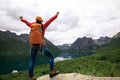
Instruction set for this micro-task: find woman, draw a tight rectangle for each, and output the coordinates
[20,12,59,80]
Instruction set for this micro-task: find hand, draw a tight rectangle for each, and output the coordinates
[57,12,59,15]
[20,16,23,19]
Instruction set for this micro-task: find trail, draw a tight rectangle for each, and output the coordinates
[37,73,120,80]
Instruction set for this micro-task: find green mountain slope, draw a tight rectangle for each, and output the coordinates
[38,38,120,77]
[0,37,119,80]
[0,30,61,74]
[56,37,120,76]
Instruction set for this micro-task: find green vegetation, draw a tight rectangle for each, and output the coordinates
[0,35,30,74]
[0,65,49,80]
[55,38,120,77]
[0,31,61,74]
[56,52,120,76]
[0,38,120,79]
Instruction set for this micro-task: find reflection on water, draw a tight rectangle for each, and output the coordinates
[55,52,95,62]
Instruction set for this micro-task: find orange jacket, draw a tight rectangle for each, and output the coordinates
[20,14,58,45]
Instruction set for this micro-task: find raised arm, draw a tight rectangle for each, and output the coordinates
[20,16,31,27]
[43,12,59,30]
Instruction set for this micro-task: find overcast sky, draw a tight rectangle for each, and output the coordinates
[0,0,120,45]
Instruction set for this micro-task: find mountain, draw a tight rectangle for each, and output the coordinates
[94,36,111,46]
[69,36,112,51]
[58,44,71,50]
[0,35,120,79]
[0,30,61,74]
[61,33,119,51]
[69,37,99,51]
[113,32,120,39]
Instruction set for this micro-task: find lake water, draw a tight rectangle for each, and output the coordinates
[55,52,94,62]
[1,52,94,75]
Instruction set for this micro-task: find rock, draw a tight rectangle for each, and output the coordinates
[37,73,120,80]
[11,70,18,73]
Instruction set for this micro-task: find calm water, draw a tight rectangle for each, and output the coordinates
[54,52,95,62]
[1,52,95,75]
[57,52,94,58]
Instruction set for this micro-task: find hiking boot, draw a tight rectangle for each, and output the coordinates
[49,69,59,78]
[29,76,37,80]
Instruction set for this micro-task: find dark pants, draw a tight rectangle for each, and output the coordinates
[28,46,54,77]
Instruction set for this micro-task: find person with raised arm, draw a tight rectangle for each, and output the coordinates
[20,12,59,80]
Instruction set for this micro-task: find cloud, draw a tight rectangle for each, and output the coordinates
[46,10,80,32]
[0,0,120,45]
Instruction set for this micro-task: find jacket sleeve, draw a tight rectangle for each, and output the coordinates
[43,14,58,30]
[20,18,31,27]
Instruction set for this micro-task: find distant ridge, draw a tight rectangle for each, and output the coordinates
[58,32,120,51]
[68,36,111,51]
[113,32,120,39]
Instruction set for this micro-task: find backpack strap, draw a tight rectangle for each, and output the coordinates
[40,23,43,32]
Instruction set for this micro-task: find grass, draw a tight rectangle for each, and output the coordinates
[0,36,120,80]
[0,49,120,80]
[55,55,120,77]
